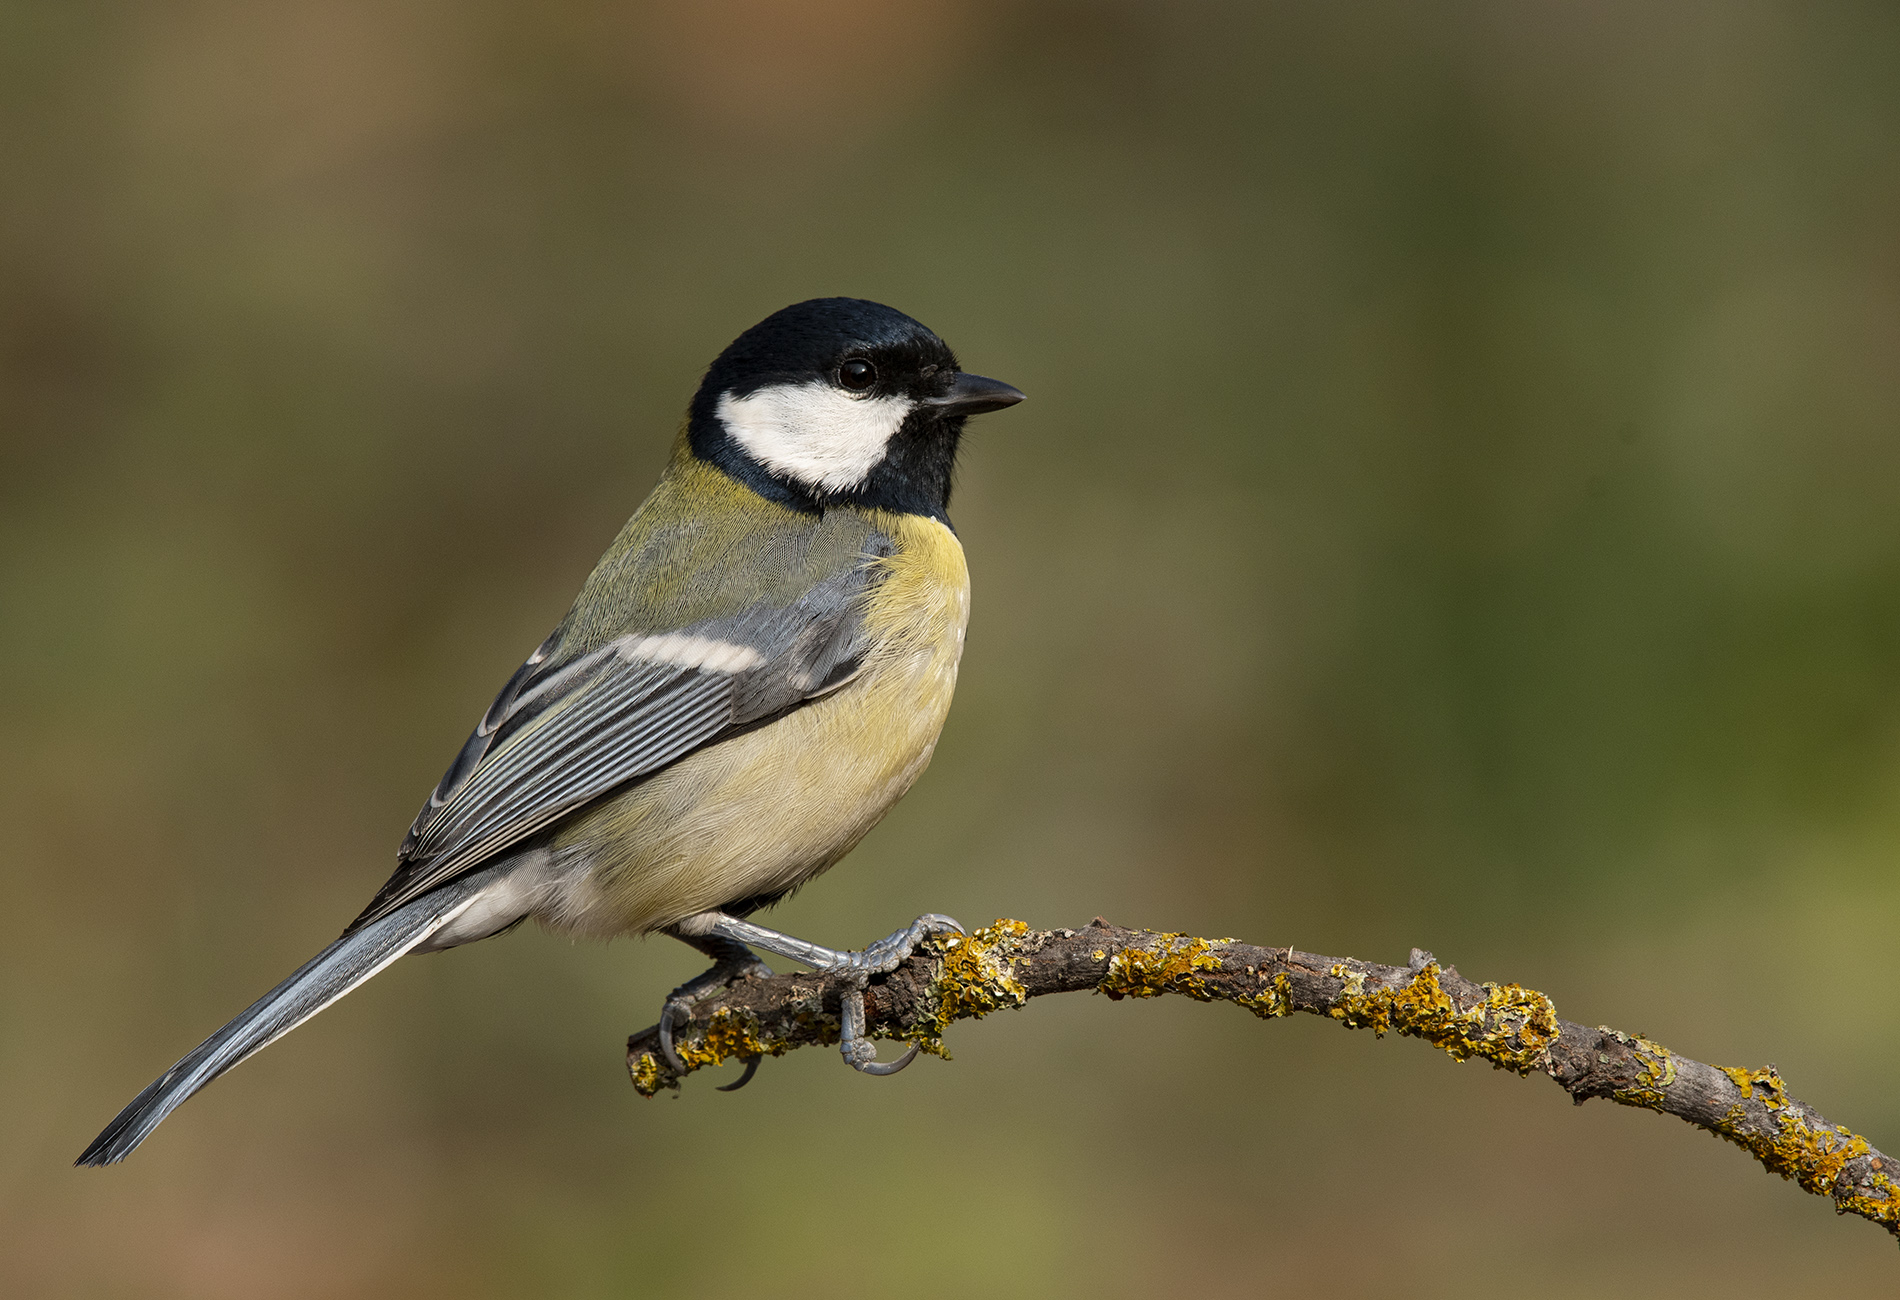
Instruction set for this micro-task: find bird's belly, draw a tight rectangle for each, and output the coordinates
[541,646,956,936]
[541,513,969,938]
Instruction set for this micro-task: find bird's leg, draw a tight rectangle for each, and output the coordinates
[658,930,773,1089]
[691,912,964,1075]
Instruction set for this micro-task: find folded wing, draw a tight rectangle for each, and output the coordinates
[344,540,889,935]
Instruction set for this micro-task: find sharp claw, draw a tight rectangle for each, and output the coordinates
[658,1001,688,1075]
[854,1044,921,1076]
[836,983,923,1076]
[654,938,771,1084]
[716,1056,761,1092]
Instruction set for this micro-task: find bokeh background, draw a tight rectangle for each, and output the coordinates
[5,0,1899,1293]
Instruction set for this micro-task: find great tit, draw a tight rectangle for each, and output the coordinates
[78,297,1024,1165]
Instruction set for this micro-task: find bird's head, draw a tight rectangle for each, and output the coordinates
[688,297,1024,520]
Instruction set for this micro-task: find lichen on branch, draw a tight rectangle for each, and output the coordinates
[626,918,1900,1244]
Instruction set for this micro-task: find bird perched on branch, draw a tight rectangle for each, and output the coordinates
[78,297,1024,1165]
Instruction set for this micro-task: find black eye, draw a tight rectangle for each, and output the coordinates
[838,358,877,391]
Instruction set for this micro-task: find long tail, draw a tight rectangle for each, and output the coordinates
[76,866,502,1166]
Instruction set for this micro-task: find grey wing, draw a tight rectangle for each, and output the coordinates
[342,550,886,936]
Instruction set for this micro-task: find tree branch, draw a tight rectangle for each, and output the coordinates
[627,918,1900,1242]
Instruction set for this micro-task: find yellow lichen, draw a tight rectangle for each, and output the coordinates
[1329,964,1368,1003]
[1843,1172,1900,1228]
[672,1006,781,1071]
[1707,1063,1898,1223]
[629,1049,670,1098]
[1100,934,1226,1001]
[630,1005,790,1097]
[1236,970,1294,1019]
[1324,962,1559,1075]
[909,918,1033,1056]
[1721,1064,1787,1109]
[1601,1030,1676,1112]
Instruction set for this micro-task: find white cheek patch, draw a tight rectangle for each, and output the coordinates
[616,633,764,674]
[717,382,915,493]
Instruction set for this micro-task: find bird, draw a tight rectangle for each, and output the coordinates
[77,297,1024,1165]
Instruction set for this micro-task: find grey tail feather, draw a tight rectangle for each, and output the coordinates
[75,866,502,1167]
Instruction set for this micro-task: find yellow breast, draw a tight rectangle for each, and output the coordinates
[542,510,969,937]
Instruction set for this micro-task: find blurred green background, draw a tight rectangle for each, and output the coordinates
[5,0,1899,1293]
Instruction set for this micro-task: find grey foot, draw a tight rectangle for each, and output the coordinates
[658,932,772,1086]
[695,911,964,1076]
[838,978,919,1075]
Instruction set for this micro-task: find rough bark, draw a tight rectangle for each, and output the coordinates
[627,918,1900,1243]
